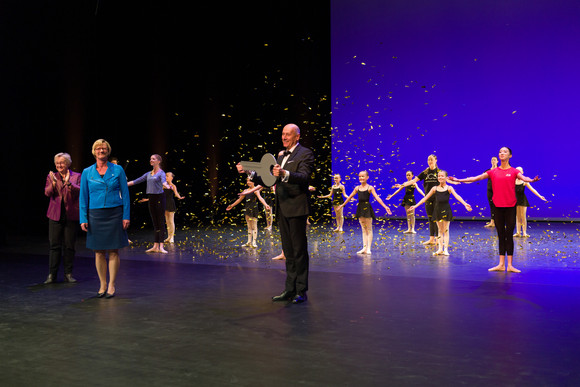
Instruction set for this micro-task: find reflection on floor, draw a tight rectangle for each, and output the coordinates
[1,219,579,385]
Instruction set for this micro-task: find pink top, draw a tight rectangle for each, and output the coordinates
[486,167,519,207]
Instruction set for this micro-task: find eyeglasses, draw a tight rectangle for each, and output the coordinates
[95,148,108,152]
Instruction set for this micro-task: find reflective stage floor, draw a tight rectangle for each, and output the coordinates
[1,219,579,386]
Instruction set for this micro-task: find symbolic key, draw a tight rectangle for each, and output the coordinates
[240,153,278,187]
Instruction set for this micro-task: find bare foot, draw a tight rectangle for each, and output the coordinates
[403,229,412,234]
[488,264,505,272]
[507,266,521,273]
[159,248,168,254]
[145,247,158,253]
[272,254,285,260]
[423,240,437,245]
[513,233,521,237]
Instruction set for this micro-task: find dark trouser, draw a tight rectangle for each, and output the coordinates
[494,206,516,256]
[487,193,496,219]
[48,218,77,276]
[425,198,438,237]
[148,193,166,243]
[278,214,309,294]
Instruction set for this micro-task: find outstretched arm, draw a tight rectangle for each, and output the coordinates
[171,184,185,200]
[517,172,540,184]
[409,187,436,210]
[226,196,244,211]
[524,182,547,201]
[448,172,488,183]
[338,187,359,209]
[397,176,419,188]
[370,186,392,215]
[318,188,333,199]
[415,184,426,197]
[386,185,404,200]
[254,191,271,210]
[449,187,472,211]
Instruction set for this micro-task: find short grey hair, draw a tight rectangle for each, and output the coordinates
[54,152,72,167]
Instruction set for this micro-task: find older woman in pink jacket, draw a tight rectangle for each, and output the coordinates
[44,152,81,284]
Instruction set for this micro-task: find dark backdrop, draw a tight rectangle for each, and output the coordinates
[0,1,331,240]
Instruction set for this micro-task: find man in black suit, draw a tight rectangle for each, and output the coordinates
[238,123,314,303]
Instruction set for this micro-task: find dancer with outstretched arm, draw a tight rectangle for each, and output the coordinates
[448,147,539,273]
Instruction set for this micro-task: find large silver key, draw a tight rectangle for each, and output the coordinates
[240,153,277,187]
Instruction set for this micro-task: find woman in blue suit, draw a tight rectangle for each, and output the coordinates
[80,139,130,298]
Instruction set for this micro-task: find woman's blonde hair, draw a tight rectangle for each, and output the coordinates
[54,152,72,167]
[91,139,111,157]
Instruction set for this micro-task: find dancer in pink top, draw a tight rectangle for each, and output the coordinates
[449,147,539,273]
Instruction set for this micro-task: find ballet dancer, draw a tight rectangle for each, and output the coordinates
[164,172,185,243]
[514,166,547,237]
[128,154,171,253]
[338,171,392,254]
[410,170,472,255]
[448,147,540,273]
[397,155,458,246]
[226,178,271,248]
[484,156,498,228]
[318,174,348,232]
[387,171,425,234]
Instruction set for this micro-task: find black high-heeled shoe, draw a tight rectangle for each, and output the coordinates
[105,293,115,299]
[97,292,106,298]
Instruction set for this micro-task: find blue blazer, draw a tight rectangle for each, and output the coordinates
[79,162,130,224]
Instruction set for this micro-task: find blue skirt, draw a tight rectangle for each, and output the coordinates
[87,206,129,250]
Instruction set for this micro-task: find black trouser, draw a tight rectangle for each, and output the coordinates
[278,214,309,294]
[48,218,77,276]
[487,193,496,219]
[148,193,166,243]
[425,198,438,237]
[494,206,516,256]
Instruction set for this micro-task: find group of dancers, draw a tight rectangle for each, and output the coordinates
[226,147,546,273]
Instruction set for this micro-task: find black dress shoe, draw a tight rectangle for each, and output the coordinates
[64,274,77,283]
[272,291,295,302]
[44,274,54,284]
[292,293,307,304]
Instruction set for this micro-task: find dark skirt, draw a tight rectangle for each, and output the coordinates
[86,206,129,250]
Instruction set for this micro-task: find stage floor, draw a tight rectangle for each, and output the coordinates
[1,219,579,385]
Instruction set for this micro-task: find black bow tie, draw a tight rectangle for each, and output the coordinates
[283,150,292,157]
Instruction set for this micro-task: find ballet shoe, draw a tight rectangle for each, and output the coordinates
[522,234,530,238]
[513,233,521,237]
[357,247,367,254]
[241,242,252,247]
[365,249,372,255]
[251,242,258,248]
[442,250,450,256]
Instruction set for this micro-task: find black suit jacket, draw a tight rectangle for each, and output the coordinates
[250,144,314,218]
[275,144,315,218]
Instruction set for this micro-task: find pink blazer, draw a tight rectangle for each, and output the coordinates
[45,171,81,222]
